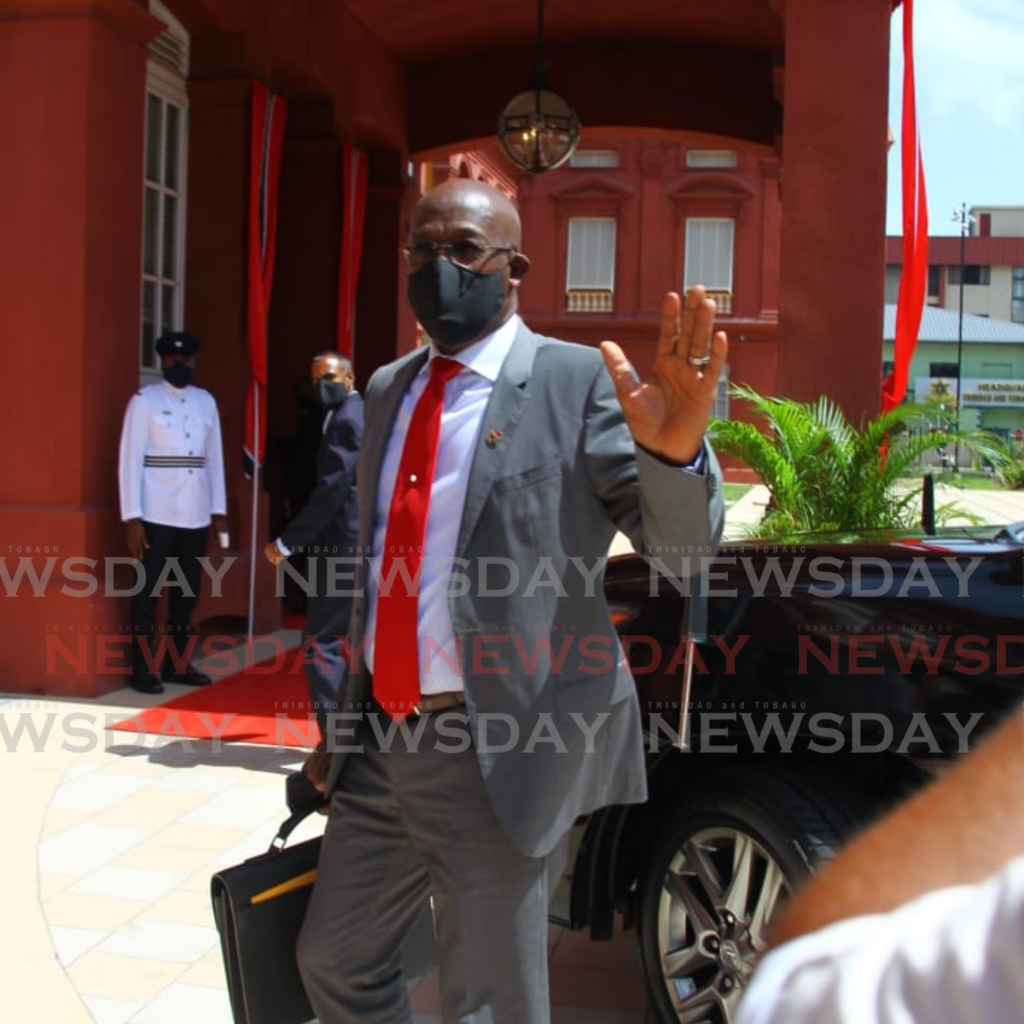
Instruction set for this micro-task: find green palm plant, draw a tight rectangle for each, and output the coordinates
[992,441,1024,489]
[709,386,1002,537]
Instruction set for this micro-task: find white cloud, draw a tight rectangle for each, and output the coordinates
[899,0,1024,134]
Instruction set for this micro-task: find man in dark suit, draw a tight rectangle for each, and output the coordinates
[265,352,363,732]
[296,180,727,1024]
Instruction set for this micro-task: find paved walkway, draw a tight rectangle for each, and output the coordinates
[6,484,1024,1024]
[2,633,648,1024]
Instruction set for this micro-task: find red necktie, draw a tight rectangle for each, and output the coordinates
[373,356,463,717]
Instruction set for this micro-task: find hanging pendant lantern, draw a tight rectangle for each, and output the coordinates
[496,0,580,173]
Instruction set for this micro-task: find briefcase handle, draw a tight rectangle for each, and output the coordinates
[270,805,320,851]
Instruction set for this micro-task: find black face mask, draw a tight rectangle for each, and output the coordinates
[407,258,506,350]
[163,362,193,389]
[317,379,349,410]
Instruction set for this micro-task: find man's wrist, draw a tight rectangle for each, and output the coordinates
[639,441,706,471]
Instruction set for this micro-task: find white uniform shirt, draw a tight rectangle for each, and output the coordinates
[735,854,1024,1024]
[118,381,227,528]
[364,315,519,696]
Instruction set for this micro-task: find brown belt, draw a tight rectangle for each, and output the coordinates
[409,691,467,716]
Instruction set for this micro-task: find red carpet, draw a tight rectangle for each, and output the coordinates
[110,656,318,748]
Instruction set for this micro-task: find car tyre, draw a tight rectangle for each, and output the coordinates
[637,768,860,1024]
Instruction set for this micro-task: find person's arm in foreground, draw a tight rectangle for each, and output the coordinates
[736,711,1024,1024]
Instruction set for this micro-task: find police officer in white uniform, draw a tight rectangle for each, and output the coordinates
[118,331,228,694]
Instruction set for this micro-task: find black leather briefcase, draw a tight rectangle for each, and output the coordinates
[211,805,439,1024]
[210,810,321,1024]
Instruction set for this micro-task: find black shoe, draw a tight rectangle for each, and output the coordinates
[162,663,212,687]
[130,674,165,695]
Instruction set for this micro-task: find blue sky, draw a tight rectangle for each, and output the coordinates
[887,0,1024,236]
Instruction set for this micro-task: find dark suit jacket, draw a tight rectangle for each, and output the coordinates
[281,391,363,565]
[327,326,724,856]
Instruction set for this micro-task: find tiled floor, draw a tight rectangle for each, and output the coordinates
[1,632,652,1024]
[7,490,1022,1024]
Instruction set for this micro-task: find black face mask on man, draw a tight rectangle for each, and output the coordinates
[407,258,505,349]
[317,379,349,410]
[163,362,194,389]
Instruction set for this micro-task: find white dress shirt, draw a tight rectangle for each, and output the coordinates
[118,381,227,528]
[364,315,520,695]
[735,854,1024,1024]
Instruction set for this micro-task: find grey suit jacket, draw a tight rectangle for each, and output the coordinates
[326,321,724,857]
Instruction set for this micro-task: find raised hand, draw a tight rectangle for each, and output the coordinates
[600,286,728,464]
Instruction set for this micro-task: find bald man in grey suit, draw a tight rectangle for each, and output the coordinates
[297,179,727,1024]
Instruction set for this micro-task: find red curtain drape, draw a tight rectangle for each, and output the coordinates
[882,0,928,413]
[244,80,287,477]
[336,141,368,360]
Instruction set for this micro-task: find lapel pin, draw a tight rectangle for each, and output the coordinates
[486,429,503,448]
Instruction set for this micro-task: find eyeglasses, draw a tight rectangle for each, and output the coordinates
[401,241,518,270]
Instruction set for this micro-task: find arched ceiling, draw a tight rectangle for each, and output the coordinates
[339,0,784,66]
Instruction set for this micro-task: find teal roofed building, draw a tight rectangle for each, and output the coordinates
[883,305,1024,440]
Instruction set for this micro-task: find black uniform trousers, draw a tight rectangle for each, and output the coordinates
[130,521,209,679]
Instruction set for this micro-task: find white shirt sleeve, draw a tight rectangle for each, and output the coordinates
[118,393,148,522]
[206,397,227,516]
[735,855,1024,1024]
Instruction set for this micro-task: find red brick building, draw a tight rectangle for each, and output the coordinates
[423,134,782,423]
[1,0,900,695]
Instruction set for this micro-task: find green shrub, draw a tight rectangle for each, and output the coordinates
[709,386,1002,536]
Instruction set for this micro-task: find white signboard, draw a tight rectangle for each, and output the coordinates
[961,379,1024,408]
[915,377,1024,409]
[915,378,958,405]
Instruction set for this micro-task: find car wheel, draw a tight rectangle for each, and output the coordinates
[637,769,857,1024]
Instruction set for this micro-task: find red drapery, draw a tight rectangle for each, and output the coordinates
[882,0,928,412]
[244,80,287,477]
[336,141,368,359]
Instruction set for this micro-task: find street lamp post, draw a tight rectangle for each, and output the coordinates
[952,202,976,472]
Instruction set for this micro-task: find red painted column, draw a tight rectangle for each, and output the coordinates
[185,79,280,637]
[358,171,412,370]
[637,143,670,316]
[0,2,159,695]
[759,158,782,319]
[777,0,891,422]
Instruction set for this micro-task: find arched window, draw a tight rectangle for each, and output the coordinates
[140,1,189,381]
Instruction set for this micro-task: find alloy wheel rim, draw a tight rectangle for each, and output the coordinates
[655,826,788,1023]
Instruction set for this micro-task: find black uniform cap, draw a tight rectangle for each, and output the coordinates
[155,331,201,356]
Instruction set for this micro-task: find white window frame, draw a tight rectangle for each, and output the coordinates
[684,218,734,292]
[686,149,738,169]
[569,150,620,169]
[713,364,730,420]
[1012,267,1024,324]
[140,3,189,384]
[566,217,617,291]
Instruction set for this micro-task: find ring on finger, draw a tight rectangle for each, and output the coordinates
[686,354,711,367]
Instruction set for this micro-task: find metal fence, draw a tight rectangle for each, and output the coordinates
[904,429,998,473]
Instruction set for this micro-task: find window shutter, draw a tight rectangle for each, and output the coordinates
[567,218,616,290]
[684,219,734,291]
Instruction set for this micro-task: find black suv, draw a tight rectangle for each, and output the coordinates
[551,526,1024,1024]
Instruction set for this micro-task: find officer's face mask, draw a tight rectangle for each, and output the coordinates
[407,258,506,351]
[163,361,194,389]
[317,379,349,410]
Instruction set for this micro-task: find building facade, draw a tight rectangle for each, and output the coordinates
[886,206,1024,322]
[1,0,901,695]
[882,305,1024,438]
[422,133,782,425]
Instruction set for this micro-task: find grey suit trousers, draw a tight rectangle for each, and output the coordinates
[296,708,551,1024]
